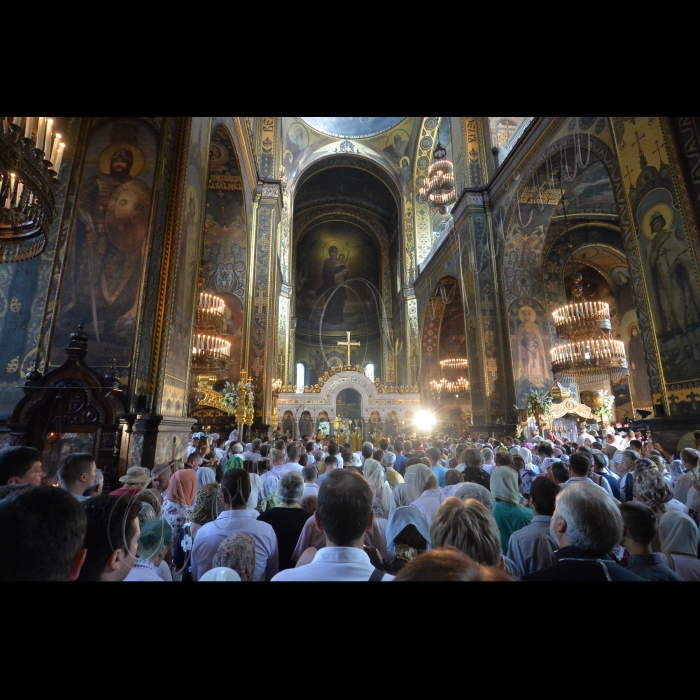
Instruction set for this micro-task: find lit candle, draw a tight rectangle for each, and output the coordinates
[53,143,65,176]
[24,117,35,139]
[49,135,61,167]
[15,181,23,207]
[9,174,16,209]
[43,120,53,155]
[13,117,22,126]
[36,118,46,152]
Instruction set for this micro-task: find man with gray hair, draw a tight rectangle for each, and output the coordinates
[259,471,311,571]
[525,482,644,582]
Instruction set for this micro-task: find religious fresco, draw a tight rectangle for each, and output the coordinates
[202,123,247,382]
[620,308,653,408]
[490,117,525,150]
[509,299,553,405]
[612,117,700,388]
[296,222,381,336]
[50,119,158,375]
[163,117,210,417]
[300,118,407,139]
[561,161,618,216]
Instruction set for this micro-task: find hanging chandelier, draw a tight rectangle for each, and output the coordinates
[420,142,456,210]
[440,358,469,371]
[1,117,66,262]
[551,273,629,384]
[430,377,470,401]
[191,291,230,380]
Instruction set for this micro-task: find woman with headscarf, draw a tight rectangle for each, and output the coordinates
[125,519,174,583]
[634,468,675,551]
[213,533,257,582]
[406,463,442,527]
[454,482,496,513]
[659,511,700,581]
[196,466,217,494]
[385,507,431,575]
[224,444,245,475]
[173,483,224,582]
[669,460,686,487]
[363,459,393,520]
[491,467,533,555]
[162,469,197,542]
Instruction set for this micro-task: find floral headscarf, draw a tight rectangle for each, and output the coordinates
[634,468,673,512]
[192,483,224,526]
[213,533,256,582]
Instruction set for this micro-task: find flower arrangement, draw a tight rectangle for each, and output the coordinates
[595,390,615,423]
[222,380,255,413]
[525,390,553,418]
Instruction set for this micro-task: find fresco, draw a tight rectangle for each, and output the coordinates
[509,299,553,404]
[490,117,525,149]
[562,161,618,216]
[620,308,653,408]
[300,117,406,139]
[613,117,700,386]
[50,118,159,372]
[203,123,247,382]
[296,222,381,337]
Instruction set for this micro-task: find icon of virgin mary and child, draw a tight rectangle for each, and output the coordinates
[317,246,349,326]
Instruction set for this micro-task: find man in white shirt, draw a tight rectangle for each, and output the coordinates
[192,469,279,582]
[303,465,320,498]
[283,444,304,474]
[272,470,394,582]
[242,439,263,463]
[559,453,614,497]
[187,436,201,459]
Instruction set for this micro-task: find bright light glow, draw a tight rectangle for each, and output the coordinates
[296,363,305,394]
[415,411,436,432]
[365,363,375,382]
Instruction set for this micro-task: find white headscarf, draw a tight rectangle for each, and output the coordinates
[196,467,217,494]
[660,511,700,557]
[386,507,431,556]
[363,459,392,518]
[404,464,434,504]
[518,448,533,466]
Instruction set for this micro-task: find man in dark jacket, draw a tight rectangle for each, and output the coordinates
[525,482,644,582]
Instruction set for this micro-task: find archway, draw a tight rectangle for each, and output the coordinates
[336,388,362,431]
[292,161,403,389]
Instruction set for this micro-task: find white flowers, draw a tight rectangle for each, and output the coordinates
[222,380,255,412]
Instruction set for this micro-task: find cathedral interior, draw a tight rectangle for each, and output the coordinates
[2,116,700,491]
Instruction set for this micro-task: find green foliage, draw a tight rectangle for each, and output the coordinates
[525,390,553,418]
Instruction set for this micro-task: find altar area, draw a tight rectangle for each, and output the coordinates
[276,369,422,441]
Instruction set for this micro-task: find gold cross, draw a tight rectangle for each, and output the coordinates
[337,331,360,367]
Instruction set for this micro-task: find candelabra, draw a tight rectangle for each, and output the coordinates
[551,274,629,384]
[1,117,67,262]
[440,358,469,371]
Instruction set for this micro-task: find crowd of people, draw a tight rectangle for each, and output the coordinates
[1,424,699,582]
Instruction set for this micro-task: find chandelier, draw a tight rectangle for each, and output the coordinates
[1,117,66,262]
[191,291,230,379]
[430,377,470,401]
[440,358,469,371]
[551,273,629,384]
[420,142,456,210]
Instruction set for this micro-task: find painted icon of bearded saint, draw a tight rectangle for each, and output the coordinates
[76,147,152,341]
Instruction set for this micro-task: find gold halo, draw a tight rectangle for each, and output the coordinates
[642,203,675,239]
[100,143,146,178]
[518,306,537,323]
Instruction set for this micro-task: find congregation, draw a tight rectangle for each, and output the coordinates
[1,425,699,583]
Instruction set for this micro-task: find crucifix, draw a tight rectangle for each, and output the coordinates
[652,139,667,166]
[338,331,360,367]
[624,165,635,189]
[632,130,646,155]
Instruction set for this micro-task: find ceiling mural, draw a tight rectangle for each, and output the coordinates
[300,117,407,139]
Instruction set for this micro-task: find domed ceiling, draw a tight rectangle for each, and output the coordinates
[300,117,407,139]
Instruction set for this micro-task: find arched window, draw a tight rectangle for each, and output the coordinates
[296,363,305,394]
[365,363,375,382]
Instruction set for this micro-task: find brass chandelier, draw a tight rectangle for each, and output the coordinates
[551,273,629,384]
[1,117,66,262]
[420,142,456,210]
